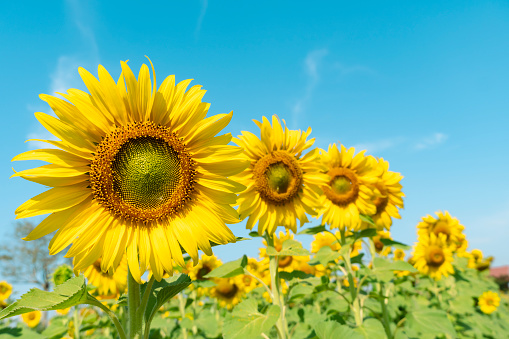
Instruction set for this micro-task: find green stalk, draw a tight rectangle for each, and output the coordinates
[86,296,127,339]
[265,234,289,339]
[128,267,143,339]
[368,239,393,339]
[178,293,189,339]
[339,230,363,326]
[73,306,80,339]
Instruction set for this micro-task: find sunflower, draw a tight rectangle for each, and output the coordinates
[478,291,500,314]
[319,144,379,231]
[417,211,465,251]
[56,307,71,315]
[187,254,222,282]
[412,233,454,280]
[209,276,246,309]
[22,310,41,328]
[0,281,12,301]
[393,249,406,261]
[372,230,392,256]
[84,256,127,297]
[12,59,247,282]
[366,158,404,231]
[233,116,327,235]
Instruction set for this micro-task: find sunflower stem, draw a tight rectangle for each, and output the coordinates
[368,239,393,339]
[340,229,363,326]
[138,275,155,320]
[178,293,189,339]
[128,267,143,339]
[73,306,80,339]
[265,234,289,339]
[86,294,127,339]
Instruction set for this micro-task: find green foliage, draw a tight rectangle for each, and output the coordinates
[0,276,87,320]
[223,299,280,339]
[204,255,248,279]
[267,239,310,257]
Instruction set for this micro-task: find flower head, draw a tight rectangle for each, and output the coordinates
[0,281,12,301]
[478,291,500,314]
[233,116,327,235]
[22,310,41,328]
[412,233,454,280]
[13,59,247,282]
[84,257,128,297]
[417,211,465,252]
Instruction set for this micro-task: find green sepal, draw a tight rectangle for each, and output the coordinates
[223,298,280,339]
[204,255,248,278]
[0,275,87,320]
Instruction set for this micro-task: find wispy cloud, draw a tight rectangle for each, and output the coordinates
[291,48,328,126]
[50,56,83,95]
[66,0,99,60]
[353,137,405,154]
[414,133,448,150]
[195,0,208,39]
[332,61,373,75]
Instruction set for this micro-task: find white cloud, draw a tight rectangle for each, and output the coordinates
[195,0,208,39]
[50,56,83,95]
[66,0,99,60]
[353,137,405,154]
[414,132,448,150]
[291,48,328,126]
[332,62,373,75]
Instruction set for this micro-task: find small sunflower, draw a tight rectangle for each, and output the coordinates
[366,158,404,231]
[56,307,71,315]
[478,291,500,314]
[84,256,128,297]
[412,233,454,280]
[417,211,465,251]
[22,310,41,328]
[0,281,12,301]
[233,116,327,235]
[12,59,247,282]
[187,254,223,282]
[319,144,379,231]
[372,230,392,256]
[209,276,246,309]
[393,249,406,261]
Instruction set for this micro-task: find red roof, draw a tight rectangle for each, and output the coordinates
[490,265,509,278]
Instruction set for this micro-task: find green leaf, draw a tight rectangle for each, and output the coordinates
[359,214,375,226]
[248,231,261,237]
[195,312,222,338]
[406,309,457,338]
[144,274,192,323]
[380,238,411,250]
[289,283,315,300]
[267,239,310,257]
[209,237,250,248]
[297,225,327,235]
[116,294,127,306]
[309,246,341,267]
[374,257,417,273]
[204,255,248,278]
[314,321,363,339]
[356,227,377,239]
[0,328,46,339]
[0,276,87,320]
[223,298,280,339]
[279,270,315,281]
[354,318,386,339]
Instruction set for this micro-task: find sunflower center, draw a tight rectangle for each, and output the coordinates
[432,221,450,238]
[90,122,196,223]
[216,281,238,299]
[278,256,293,268]
[374,239,384,252]
[0,286,6,293]
[426,246,445,267]
[323,167,359,205]
[485,298,494,306]
[253,151,303,204]
[196,267,211,281]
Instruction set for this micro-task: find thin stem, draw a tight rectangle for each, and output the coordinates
[265,234,288,339]
[128,267,142,339]
[73,306,80,339]
[178,293,188,339]
[138,275,155,320]
[340,230,362,326]
[86,295,127,339]
[244,268,273,299]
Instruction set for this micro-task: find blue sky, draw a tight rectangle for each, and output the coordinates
[1,0,509,281]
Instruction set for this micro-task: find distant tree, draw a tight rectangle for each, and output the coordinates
[0,221,70,292]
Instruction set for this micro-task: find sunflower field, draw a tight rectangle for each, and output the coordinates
[0,60,508,339]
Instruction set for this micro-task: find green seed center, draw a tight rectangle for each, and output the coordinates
[331,176,352,195]
[266,162,292,193]
[112,136,181,210]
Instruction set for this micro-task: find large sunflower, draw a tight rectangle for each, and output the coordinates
[412,233,454,280]
[12,59,247,282]
[367,158,404,231]
[319,144,379,231]
[84,256,128,297]
[233,116,327,235]
[417,211,465,251]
